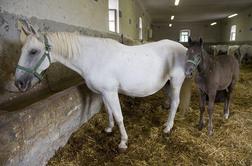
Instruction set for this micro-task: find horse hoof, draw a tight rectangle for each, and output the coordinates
[163,126,172,134]
[118,147,127,153]
[198,125,204,131]
[162,104,170,110]
[198,123,204,130]
[223,113,229,120]
[118,143,127,152]
[104,127,113,133]
[208,130,213,136]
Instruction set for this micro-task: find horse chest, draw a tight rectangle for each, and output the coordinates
[195,74,207,92]
[83,72,116,94]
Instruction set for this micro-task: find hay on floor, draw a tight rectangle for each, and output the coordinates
[48,65,252,166]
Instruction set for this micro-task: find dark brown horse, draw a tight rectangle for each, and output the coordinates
[185,37,239,135]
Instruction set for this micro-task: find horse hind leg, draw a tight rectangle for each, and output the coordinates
[207,93,216,136]
[223,91,230,119]
[163,81,171,109]
[102,91,128,150]
[163,75,184,133]
[224,81,235,119]
[104,107,114,133]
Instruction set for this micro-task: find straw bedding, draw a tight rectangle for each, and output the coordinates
[48,65,252,166]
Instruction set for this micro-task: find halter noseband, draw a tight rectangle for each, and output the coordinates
[16,35,51,81]
[186,49,202,67]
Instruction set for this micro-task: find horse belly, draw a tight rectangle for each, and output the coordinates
[118,71,170,97]
[116,55,170,97]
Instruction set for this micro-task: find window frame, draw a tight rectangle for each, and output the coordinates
[230,25,237,41]
[179,29,191,42]
[108,0,119,33]
[139,17,143,41]
[109,9,117,32]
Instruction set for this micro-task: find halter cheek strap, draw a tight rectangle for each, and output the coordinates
[16,35,51,81]
[186,53,202,67]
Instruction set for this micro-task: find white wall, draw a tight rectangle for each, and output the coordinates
[220,6,252,42]
[0,0,151,41]
[152,21,221,42]
[152,6,252,43]
[0,0,109,32]
[119,0,151,41]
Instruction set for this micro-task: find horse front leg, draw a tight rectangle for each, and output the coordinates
[199,90,206,130]
[163,75,184,133]
[207,93,216,136]
[240,54,244,64]
[102,91,128,150]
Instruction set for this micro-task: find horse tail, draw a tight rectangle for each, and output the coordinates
[178,77,193,113]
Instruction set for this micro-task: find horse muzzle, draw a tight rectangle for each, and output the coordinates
[15,74,33,92]
[185,71,193,79]
[185,67,194,79]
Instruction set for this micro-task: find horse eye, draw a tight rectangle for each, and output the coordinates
[30,49,38,55]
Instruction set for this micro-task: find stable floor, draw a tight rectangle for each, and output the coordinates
[48,65,252,166]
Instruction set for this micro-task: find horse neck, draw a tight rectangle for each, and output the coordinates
[45,32,84,75]
[198,49,213,74]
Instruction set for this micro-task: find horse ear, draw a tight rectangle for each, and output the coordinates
[18,17,40,38]
[188,36,192,45]
[17,20,29,43]
[29,24,40,37]
[199,38,203,46]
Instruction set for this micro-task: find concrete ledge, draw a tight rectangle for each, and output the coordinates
[0,83,103,166]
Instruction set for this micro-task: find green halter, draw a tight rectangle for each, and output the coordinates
[16,35,51,81]
[186,50,202,67]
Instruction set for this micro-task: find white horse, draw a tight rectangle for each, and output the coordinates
[227,45,239,56]
[235,44,252,64]
[15,19,191,150]
[209,45,216,56]
[216,45,228,55]
[210,45,228,56]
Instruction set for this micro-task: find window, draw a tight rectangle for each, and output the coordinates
[139,17,143,40]
[108,0,119,33]
[109,9,117,32]
[230,25,236,41]
[180,29,190,42]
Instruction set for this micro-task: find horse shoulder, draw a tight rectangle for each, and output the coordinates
[195,73,208,93]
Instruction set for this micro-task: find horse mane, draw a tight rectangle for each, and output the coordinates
[47,32,81,59]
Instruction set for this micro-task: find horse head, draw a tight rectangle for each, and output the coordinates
[185,37,203,78]
[15,18,51,92]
